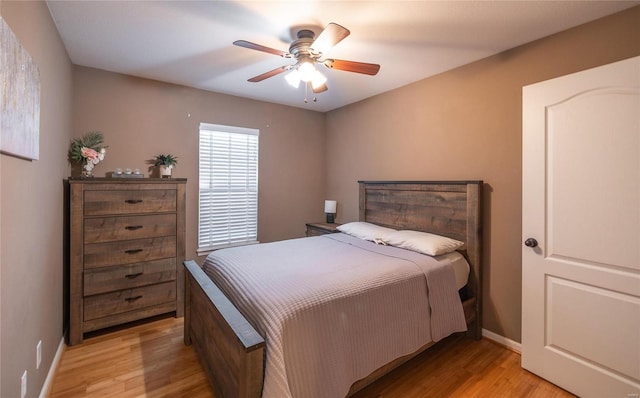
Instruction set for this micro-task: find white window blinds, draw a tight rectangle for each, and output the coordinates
[198,123,259,254]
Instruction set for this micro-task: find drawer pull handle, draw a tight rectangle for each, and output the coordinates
[125,295,143,302]
[125,249,143,254]
[125,199,143,204]
[125,225,143,230]
[124,272,143,279]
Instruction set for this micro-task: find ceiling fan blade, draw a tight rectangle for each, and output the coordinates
[312,82,328,93]
[322,59,380,76]
[233,40,290,57]
[248,66,290,82]
[311,23,350,55]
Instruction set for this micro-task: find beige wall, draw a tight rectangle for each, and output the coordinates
[0,1,73,397]
[325,6,640,342]
[72,67,327,262]
[1,4,638,396]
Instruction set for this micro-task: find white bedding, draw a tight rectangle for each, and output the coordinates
[450,251,470,290]
[202,233,468,398]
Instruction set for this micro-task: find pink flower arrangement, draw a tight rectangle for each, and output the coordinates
[81,147,106,172]
[68,131,107,176]
[81,147,98,161]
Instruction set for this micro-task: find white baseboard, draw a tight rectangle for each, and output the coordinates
[482,328,522,353]
[39,337,65,398]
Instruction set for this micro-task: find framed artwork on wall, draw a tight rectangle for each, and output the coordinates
[1,16,41,161]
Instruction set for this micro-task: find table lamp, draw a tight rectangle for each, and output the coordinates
[324,200,337,223]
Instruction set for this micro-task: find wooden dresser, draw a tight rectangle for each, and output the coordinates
[68,178,186,345]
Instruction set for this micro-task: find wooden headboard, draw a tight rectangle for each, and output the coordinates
[358,180,483,339]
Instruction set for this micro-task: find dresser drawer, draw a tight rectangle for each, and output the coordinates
[84,258,177,296]
[84,189,176,216]
[83,281,176,321]
[84,214,176,244]
[84,236,176,269]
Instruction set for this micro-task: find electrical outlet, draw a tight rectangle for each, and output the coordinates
[37,340,42,369]
[21,370,27,398]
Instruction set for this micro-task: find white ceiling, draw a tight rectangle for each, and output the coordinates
[46,1,638,112]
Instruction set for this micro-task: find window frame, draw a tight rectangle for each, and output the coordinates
[197,122,259,256]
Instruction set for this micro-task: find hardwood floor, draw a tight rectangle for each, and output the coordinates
[48,316,213,398]
[47,317,574,398]
[351,334,575,398]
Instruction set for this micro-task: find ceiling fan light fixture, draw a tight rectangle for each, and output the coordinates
[298,61,316,82]
[285,69,301,88]
[311,70,327,90]
[235,22,380,98]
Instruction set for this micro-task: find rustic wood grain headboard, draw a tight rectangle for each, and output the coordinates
[358,180,483,339]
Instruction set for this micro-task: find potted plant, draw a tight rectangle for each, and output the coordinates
[153,154,178,178]
[68,131,107,177]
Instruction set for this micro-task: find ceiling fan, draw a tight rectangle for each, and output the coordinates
[233,22,380,99]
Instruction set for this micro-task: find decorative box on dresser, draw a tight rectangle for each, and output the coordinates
[68,178,186,345]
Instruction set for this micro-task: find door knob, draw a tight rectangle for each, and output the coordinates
[524,238,538,248]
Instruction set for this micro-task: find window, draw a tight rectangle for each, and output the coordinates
[198,123,259,254]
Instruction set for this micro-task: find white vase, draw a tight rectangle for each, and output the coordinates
[160,165,173,178]
[82,160,95,178]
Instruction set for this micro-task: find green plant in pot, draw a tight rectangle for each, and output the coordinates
[153,154,178,178]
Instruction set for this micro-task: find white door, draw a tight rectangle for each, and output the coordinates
[522,56,640,397]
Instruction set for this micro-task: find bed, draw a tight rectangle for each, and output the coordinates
[183,180,483,398]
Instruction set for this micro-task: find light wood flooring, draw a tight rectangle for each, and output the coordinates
[47,317,574,398]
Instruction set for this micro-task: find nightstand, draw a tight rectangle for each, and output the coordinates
[306,222,342,237]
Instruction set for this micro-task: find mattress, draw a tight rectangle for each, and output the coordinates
[450,249,470,290]
[202,233,467,398]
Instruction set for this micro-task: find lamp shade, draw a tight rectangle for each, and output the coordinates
[324,200,337,213]
[311,70,327,90]
[298,61,316,82]
[285,69,301,88]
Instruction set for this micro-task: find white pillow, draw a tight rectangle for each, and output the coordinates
[385,230,464,256]
[337,222,396,242]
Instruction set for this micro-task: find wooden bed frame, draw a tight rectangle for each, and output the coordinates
[184,180,483,398]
